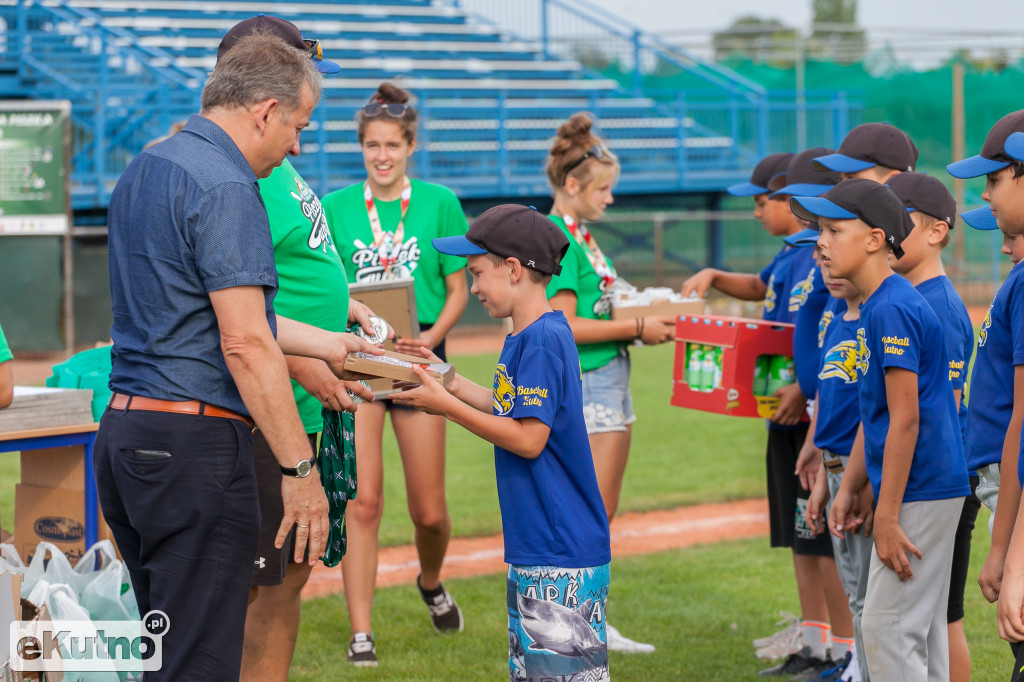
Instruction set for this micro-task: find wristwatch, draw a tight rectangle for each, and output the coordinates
[280,455,316,478]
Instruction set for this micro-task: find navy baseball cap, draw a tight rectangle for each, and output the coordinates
[886,172,957,230]
[728,153,794,196]
[811,123,918,174]
[947,110,1024,179]
[790,179,914,258]
[783,227,820,248]
[433,205,570,275]
[771,148,841,197]
[218,15,341,74]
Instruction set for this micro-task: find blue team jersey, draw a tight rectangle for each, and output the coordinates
[856,275,969,502]
[760,247,797,323]
[915,276,973,444]
[492,311,611,567]
[789,247,830,398]
[814,298,860,455]
[965,265,1024,476]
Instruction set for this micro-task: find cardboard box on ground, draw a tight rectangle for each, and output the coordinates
[0,573,64,681]
[14,446,116,567]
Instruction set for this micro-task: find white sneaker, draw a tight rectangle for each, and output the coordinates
[754,624,803,660]
[752,611,800,649]
[606,623,655,654]
[840,651,861,682]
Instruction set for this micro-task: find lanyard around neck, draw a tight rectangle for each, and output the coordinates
[364,176,412,278]
[563,214,616,288]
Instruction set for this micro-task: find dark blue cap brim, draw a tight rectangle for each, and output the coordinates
[961,206,1000,230]
[1006,132,1024,162]
[727,182,768,197]
[947,155,1010,179]
[313,58,341,74]
[811,154,875,173]
[431,235,487,256]
[790,196,858,222]
[783,227,820,247]
[771,183,837,198]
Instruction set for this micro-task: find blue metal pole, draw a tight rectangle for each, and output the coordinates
[757,94,769,159]
[96,32,108,206]
[835,91,849,148]
[632,31,642,96]
[497,92,509,196]
[417,91,431,182]
[540,0,550,60]
[675,92,688,187]
[315,101,328,197]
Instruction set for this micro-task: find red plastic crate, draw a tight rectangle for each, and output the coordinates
[671,314,800,419]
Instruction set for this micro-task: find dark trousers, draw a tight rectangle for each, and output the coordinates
[94,407,260,680]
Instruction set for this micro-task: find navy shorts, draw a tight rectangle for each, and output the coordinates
[947,475,981,623]
[766,425,833,557]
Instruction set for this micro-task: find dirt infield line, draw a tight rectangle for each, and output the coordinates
[301,498,769,600]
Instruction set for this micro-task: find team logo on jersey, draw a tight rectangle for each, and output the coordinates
[493,364,516,415]
[819,340,859,384]
[764,274,777,313]
[350,236,421,281]
[817,311,834,348]
[855,328,871,377]
[789,267,816,312]
[978,304,993,347]
[289,176,336,254]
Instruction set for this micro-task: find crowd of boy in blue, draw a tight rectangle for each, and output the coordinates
[683,113,1024,682]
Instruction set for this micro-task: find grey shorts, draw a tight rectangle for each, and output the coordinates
[582,353,636,434]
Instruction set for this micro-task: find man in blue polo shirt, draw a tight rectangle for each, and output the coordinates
[94,34,376,680]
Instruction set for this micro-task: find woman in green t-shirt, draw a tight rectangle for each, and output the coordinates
[0,322,13,408]
[321,83,469,665]
[545,113,676,653]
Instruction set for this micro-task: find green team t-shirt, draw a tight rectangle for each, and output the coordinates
[544,214,624,372]
[259,159,350,434]
[0,322,12,364]
[321,179,468,325]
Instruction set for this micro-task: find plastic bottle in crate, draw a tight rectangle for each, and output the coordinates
[685,343,703,391]
[753,355,771,396]
[700,345,718,392]
[766,355,796,395]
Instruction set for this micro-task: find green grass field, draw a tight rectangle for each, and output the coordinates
[1,344,1011,679]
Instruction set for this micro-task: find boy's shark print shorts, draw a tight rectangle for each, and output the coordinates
[507,563,611,682]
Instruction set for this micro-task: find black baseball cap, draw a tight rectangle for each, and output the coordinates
[947,109,1024,179]
[432,205,570,276]
[886,172,957,230]
[812,123,918,174]
[790,179,914,259]
[218,15,341,74]
[771,148,841,197]
[728,152,794,196]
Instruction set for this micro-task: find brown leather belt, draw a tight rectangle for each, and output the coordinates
[109,393,254,429]
[822,448,845,474]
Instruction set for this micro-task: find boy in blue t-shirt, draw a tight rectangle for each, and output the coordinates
[945,111,1024,626]
[886,172,977,680]
[792,179,970,681]
[394,204,612,682]
[803,271,869,682]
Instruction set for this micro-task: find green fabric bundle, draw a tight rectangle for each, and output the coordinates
[318,408,358,567]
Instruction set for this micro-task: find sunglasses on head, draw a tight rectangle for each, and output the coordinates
[563,144,605,178]
[303,39,322,61]
[362,101,410,118]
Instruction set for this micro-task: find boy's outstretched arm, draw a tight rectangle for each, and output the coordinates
[873,367,922,582]
[391,365,550,459]
[680,269,768,301]
[980,365,1024,602]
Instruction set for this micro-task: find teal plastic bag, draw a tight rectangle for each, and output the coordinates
[46,345,113,421]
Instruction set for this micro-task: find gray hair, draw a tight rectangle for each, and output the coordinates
[201,32,322,116]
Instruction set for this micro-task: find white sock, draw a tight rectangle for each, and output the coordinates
[831,635,855,660]
[801,620,830,660]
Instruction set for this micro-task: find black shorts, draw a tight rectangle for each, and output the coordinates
[948,475,981,623]
[251,430,318,586]
[766,425,834,557]
[385,325,447,411]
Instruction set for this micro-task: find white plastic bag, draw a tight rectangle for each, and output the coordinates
[0,542,26,574]
[22,541,76,599]
[30,581,120,682]
[74,541,139,621]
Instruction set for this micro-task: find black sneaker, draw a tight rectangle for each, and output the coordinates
[757,646,832,677]
[417,574,464,633]
[347,631,378,667]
